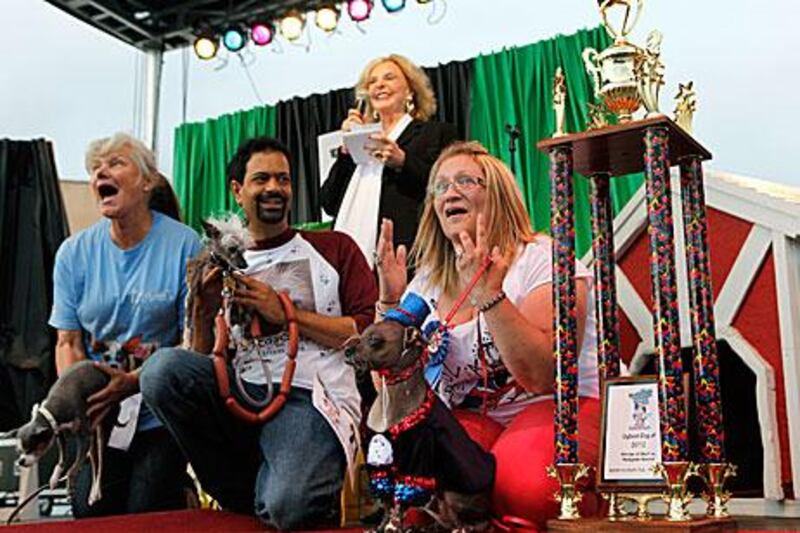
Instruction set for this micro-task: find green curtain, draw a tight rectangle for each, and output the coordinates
[174,106,277,230]
[469,26,644,256]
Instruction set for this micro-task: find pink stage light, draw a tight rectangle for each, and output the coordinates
[347,0,373,22]
[251,22,275,46]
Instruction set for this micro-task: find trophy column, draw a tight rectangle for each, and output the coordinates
[678,155,736,518]
[546,145,591,520]
[643,125,696,521]
[590,173,622,380]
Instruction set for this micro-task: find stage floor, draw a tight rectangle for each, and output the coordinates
[0,510,798,532]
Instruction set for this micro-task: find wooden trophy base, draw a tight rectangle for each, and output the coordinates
[547,517,737,532]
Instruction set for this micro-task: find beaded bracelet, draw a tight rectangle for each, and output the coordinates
[477,290,507,313]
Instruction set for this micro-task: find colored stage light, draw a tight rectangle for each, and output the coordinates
[222,26,247,52]
[279,10,306,41]
[194,33,218,60]
[251,21,275,46]
[347,0,373,22]
[381,0,406,13]
[315,4,340,32]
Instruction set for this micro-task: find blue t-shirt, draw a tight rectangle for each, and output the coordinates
[49,211,201,431]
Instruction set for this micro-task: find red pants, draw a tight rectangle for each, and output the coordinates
[456,398,601,531]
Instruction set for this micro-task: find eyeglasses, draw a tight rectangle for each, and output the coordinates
[429,175,485,197]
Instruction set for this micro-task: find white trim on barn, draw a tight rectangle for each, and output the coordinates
[773,233,800,495]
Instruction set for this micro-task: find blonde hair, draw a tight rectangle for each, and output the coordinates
[355,54,437,121]
[84,132,158,181]
[412,141,537,296]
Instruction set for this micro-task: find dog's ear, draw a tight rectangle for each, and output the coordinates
[91,337,107,353]
[123,335,142,352]
[0,428,19,440]
[340,334,361,351]
[30,425,51,439]
[403,327,425,349]
[201,220,221,240]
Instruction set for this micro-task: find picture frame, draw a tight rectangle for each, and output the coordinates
[596,376,666,493]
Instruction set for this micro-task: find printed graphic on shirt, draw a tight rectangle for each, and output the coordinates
[238,258,316,377]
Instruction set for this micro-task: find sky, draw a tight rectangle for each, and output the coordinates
[1,0,799,188]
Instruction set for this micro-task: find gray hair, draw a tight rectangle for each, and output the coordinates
[84,132,158,179]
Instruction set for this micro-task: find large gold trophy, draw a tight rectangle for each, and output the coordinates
[541,2,736,530]
[582,0,665,123]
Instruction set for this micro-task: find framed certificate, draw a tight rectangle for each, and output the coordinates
[597,376,666,492]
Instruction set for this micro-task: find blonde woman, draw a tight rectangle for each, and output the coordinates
[375,141,601,527]
[321,54,458,268]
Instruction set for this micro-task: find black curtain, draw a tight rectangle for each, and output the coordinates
[0,139,69,430]
[275,57,473,223]
[275,88,353,225]
[424,57,472,141]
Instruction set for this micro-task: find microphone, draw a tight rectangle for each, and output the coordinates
[504,124,521,139]
[354,90,368,118]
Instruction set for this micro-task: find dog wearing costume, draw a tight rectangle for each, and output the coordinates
[347,294,496,532]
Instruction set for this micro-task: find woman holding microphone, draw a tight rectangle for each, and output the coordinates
[320,54,458,268]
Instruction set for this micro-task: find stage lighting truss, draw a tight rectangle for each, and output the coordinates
[192,0,443,62]
[347,0,374,22]
[194,32,219,60]
[382,0,406,13]
[279,10,306,41]
[222,25,247,52]
[251,21,276,46]
[315,3,340,33]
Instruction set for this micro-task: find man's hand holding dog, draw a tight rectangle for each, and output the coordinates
[87,364,140,428]
[233,274,287,326]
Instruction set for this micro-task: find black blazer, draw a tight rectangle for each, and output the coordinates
[320,120,459,251]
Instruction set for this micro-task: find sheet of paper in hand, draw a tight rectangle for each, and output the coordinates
[342,123,383,165]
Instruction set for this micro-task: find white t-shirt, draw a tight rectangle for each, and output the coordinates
[408,236,600,426]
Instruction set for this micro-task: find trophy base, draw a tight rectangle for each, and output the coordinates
[547,517,737,532]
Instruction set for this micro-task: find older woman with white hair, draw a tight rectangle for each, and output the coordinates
[49,132,201,517]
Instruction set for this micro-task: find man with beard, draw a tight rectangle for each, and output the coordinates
[140,137,376,529]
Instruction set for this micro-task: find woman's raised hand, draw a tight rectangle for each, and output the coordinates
[341,109,365,133]
[453,214,509,302]
[375,218,407,303]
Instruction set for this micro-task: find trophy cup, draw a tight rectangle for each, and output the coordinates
[582,0,665,122]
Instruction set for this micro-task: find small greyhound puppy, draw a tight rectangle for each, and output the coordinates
[1,360,117,506]
[347,296,496,532]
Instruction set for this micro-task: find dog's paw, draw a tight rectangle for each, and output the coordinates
[88,481,103,506]
[48,467,63,490]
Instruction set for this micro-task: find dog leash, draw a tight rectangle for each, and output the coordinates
[5,474,68,525]
[424,255,493,390]
[212,286,298,425]
[442,255,493,328]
